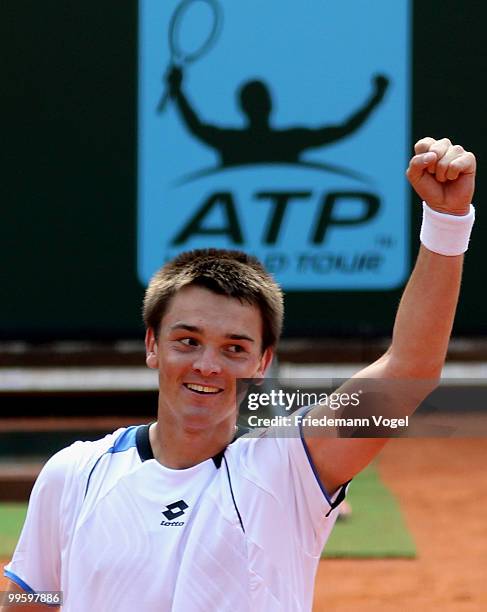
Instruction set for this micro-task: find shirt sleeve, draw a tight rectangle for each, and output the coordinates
[3,447,72,593]
[284,427,350,545]
[234,416,350,557]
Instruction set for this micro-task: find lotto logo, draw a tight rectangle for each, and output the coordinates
[162,499,189,522]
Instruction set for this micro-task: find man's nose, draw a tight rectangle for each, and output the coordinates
[192,347,223,376]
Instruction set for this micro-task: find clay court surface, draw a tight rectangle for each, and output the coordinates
[2,438,486,610]
[314,438,487,611]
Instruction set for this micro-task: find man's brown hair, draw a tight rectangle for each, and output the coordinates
[143,249,284,351]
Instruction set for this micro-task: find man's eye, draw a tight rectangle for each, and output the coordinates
[227,344,245,353]
[180,338,198,347]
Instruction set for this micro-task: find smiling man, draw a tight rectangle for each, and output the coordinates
[2,137,477,611]
[143,259,277,468]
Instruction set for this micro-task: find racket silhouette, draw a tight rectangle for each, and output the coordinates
[157,0,222,113]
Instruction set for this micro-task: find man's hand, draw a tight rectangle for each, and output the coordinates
[372,74,389,100]
[167,66,183,97]
[406,137,476,215]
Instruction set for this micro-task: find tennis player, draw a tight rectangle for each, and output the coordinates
[2,137,476,611]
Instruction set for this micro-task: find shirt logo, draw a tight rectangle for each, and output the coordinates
[161,500,189,526]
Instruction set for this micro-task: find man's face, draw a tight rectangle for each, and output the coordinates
[145,285,273,432]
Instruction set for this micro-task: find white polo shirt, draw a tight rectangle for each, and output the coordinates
[4,422,347,611]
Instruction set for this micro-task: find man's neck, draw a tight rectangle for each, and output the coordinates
[149,420,236,469]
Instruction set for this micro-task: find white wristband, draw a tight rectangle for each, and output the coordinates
[420,202,475,256]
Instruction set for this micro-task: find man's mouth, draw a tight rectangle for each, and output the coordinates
[184,383,222,395]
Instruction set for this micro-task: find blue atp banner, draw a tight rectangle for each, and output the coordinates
[138,0,411,290]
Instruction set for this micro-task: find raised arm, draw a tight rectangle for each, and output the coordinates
[304,137,476,493]
[385,138,475,375]
[297,75,389,149]
[167,67,222,147]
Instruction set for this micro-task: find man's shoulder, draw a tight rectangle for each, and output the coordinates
[226,428,293,475]
[40,426,138,485]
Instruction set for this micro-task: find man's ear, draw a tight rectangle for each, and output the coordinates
[145,327,159,369]
[255,347,274,380]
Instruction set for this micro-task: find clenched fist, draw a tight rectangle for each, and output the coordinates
[406,137,476,216]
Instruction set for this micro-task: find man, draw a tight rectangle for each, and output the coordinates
[166,66,388,170]
[2,138,476,611]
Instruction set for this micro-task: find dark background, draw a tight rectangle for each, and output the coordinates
[2,1,485,341]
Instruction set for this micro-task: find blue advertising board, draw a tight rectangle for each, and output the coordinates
[138,0,411,290]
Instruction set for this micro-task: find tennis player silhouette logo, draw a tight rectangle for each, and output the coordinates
[157,0,390,183]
